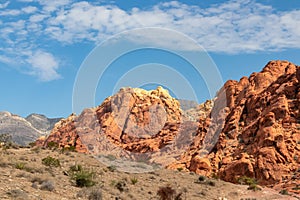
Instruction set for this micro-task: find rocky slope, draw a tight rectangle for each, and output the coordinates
[0,112,61,146]
[183,60,300,194]
[39,60,300,194]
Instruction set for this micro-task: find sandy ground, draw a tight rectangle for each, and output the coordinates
[0,147,299,200]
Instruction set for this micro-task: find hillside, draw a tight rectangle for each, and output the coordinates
[0,147,297,200]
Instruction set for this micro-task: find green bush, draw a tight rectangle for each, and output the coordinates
[72,170,96,187]
[68,165,96,187]
[238,176,261,191]
[131,177,138,185]
[15,162,26,170]
[42,156,60,167]
[47,141,59,149]
[238,176,256,185]
[69,164,83,173]
[198,175,206,182]
[279,189,288,195]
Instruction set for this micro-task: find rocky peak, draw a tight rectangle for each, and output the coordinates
[38,60,300,194]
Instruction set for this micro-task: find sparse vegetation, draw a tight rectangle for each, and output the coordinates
[105,154,116,161]
[88,187,103,200]
[131,177,138,185]
[279,189,288,195]
[6,189,28,199]
[40,180,55,191]
[207,180,216,187]
[42,156,60,167]
[15,162,26,170]
[157,185,182,200]
[68,165,96,187]
[0,133,12,144]
[107,165,117,172]
[69,164,83,173]
[47,141,59,149]
[72,170,96,187]
[238,176,261,191]
[177,167,183,172]
[198,175,206,182]
[115,180,127,192]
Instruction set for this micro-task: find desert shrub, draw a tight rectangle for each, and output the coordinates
[107,165,117,172]
[31,146,41,153]
[28,142,36,147]
[157,185,181,200]
[88,187,102,200]
[61,145,76,153]
[15,162,26,170]
[42,156,60,167]
[40,180,55,191]
[47,141,59,149]
[238,176,261,191]
[279,189,288,195]
[31,176,44,184]
[177,167,183,172]
[198,175,206,182]
[0,133,12,143]
[238,176,256,185]
[6,189,28,199]
[71,169,96,187]
[115,180,127,192]
[247,183,261,191]
[14,162,36,173]
[77,187,102,200]
[131,177,138,185]
[74,171,96,187]
[211,173,220,180]
[105,154,116,161]
[206,180,216,186]
[69,164,83,173]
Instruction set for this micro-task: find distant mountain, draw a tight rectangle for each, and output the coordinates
[178,99,198,110]
[0,112,61,146]
[26,113,61,132]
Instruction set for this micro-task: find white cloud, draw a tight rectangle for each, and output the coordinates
[1,0,300,81]
[0,1,9,9]
[27,50,61,81]
[40,0,300,53]
[29,14,48,22]
[18,0,34,2]
[0,9,21,16]
[22,6,38,14]
[37,0,71,12]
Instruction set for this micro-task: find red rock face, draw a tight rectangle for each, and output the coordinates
[206,60,299,193]
[39,60,300,194]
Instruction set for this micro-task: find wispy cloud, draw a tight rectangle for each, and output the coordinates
[42,0,300,53]
[0,1,9,9]
[0,0,300,81]
[26,50,61,81]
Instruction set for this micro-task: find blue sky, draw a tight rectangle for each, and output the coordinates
[0,0,300,117]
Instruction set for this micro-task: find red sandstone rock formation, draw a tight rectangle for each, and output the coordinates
[186,60,299,194]
[39,60,300,194]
